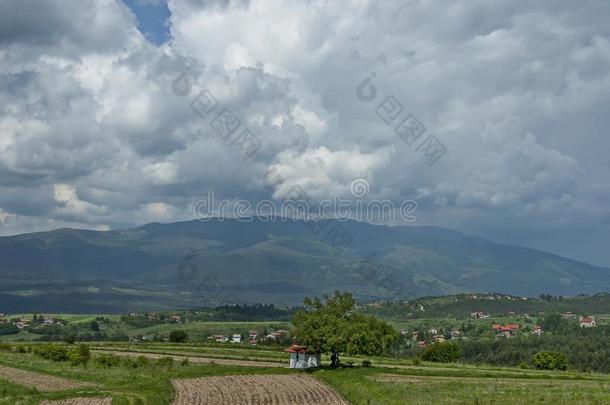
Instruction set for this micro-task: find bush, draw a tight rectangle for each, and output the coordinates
[180,357,189,366]
[155,356,174,368]
[33,344,69,361]
[361,359,372,367]
[532,351,568,371]
[94,353,122,368]
[125,355,150,368]
[168,330,189,343]
[421,342,462,363]
[0,343,12,352]
[412,357,422,366]
[68,344,91,366]
[519,362,530,369]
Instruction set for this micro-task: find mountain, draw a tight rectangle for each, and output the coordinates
[1,218,609,312]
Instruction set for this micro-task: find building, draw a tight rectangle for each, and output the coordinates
[285,345,321,369]
[231,334,241,343]
[492,323,520,338]
[532,325,543,336]
[579,316,596,328]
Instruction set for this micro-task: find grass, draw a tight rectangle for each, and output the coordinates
[2,344,610,404]
[313,367,610,405]
[0,350,296,404]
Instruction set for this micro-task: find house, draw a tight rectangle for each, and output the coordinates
[417,341,427,348]
[267,329,289,340]
[14,319,29,330]
[492,323,520,338]
[249,339,257,346]
[428,328,438,335]
[432,334,445,343]
[285,345,320,369]
[249,329,258,339]
[212,335,228,343]
[579,316,596,328]
[562,312,579,320]
[450,330,461,340]
[231,334,241,343]
[170,315,182,323]
[532,325,543,336]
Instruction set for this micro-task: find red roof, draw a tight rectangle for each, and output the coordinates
[285,345,308,353]
[581,317,594,323]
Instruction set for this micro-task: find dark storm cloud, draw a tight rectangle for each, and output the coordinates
[0,0,609,265]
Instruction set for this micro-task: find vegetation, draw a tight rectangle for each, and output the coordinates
[421,342,462,363]
[3,342,610,404]
[292,292,398,365]
[532,351,568,371]
[169,330,189,343]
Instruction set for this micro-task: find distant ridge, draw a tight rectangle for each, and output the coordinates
[1,218,609,312]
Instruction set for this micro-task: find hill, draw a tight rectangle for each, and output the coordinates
[1,218,609,312]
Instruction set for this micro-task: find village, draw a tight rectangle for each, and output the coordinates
[396,310,598,349]
[0,313,66,332]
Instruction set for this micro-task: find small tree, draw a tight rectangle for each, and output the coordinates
[69,344,91,366]
[90,320,100,332]
[292,291,398,367]
[421,342,462,363]
[169,330,189,343]
[532,351,567,370]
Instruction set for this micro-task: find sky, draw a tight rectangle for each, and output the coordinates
[0,0,609,266]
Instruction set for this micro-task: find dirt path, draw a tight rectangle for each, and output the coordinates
[0,365,94,392]
[172,374,350,405]
[39,398,112,405]
[93,349,285,368]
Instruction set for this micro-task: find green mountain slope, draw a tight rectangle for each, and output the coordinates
[0,218,609,312]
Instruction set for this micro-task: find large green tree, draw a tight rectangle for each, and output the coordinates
[292,291,398,366]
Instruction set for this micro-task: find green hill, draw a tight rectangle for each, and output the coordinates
[1,218,609,312]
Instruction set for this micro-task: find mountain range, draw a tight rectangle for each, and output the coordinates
[1,218,609,312]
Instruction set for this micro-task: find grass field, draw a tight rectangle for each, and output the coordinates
[1,342,610,404]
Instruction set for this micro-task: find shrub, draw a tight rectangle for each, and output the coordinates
[361,359,372,367]
[69,344,91,366]
[94,353,122,368]
[168,330,189,343]
[0,343,12,352]
[421,342,462,363]
[412,357,422,366]
[33,344,69,361]
[519,362,529,369]
[155,356,174,368]
[532,351,568,371]
[125,355,150,368]
[63,335,76,344]
[180,357,189,366]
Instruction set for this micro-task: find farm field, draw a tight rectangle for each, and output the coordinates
[1,343,610,404]
[172,374,349,404]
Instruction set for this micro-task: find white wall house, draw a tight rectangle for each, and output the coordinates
[285,345,321,369]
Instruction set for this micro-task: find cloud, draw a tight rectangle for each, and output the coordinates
[0,0,610,264]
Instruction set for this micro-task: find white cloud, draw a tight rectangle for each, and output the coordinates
[1,0,610,263]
